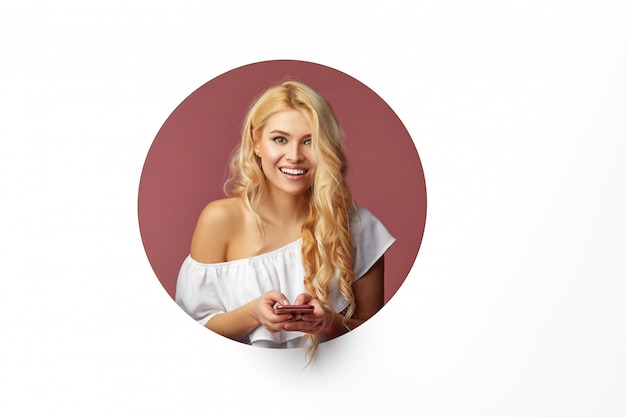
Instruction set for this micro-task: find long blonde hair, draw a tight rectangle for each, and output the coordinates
[224,80,356,362]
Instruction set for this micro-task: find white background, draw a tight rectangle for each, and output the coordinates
[1,1,625,416]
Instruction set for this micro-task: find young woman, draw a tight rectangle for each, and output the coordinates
[175,80,395,362]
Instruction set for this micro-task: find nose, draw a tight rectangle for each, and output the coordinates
[286,141,304,162]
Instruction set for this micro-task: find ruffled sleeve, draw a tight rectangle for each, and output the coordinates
[175,255,226,326]
[350,205,396,281]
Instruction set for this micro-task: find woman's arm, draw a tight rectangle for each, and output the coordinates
[285,256,385,339]
[206,291,293,341]
[323,255,385,339]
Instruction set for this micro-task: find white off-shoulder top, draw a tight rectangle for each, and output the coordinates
[175,205,395,348]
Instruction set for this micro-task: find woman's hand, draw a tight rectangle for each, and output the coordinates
[283,293,330,335]
[255,290,295,333]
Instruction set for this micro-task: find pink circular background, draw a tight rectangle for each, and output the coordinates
[138,60,426,305]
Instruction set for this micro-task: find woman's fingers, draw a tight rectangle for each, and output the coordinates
[293,292,316,306]
[256,290,294,332]
[283,318,323,333]
[283,304,325,333]
[259,291,329,334]
[264,290,290,306]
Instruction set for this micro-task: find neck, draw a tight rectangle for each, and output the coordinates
[259,189,310,227]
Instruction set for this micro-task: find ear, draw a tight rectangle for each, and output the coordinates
[250,124,261,157]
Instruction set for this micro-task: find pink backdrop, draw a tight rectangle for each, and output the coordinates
[138,60,427,305]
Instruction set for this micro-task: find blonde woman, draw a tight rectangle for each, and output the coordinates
[175,80,395,362]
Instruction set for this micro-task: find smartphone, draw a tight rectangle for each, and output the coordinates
[274,305,315,315]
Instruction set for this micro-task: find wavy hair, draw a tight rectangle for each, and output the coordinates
[224,80,356,363]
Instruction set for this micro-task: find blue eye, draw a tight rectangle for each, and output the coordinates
[273,136,287,144]
[304,138,312,145]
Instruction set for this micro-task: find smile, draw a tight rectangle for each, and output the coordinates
[279,167,307,176]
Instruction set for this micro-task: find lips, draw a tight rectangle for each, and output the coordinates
[279,167,308,176]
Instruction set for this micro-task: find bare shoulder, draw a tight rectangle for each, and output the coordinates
[197,197,244,226]
[190,197,245,263]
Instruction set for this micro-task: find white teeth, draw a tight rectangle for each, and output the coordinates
[280,168,306,175]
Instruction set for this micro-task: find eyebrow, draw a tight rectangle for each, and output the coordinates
[268,129,311,139]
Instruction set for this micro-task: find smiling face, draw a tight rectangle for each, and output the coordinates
[253,109,317,197]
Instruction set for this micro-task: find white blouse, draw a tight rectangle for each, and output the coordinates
[175,205,395,348]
